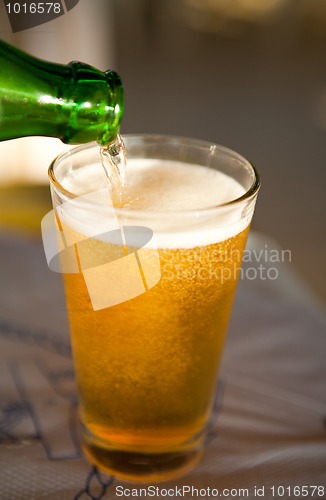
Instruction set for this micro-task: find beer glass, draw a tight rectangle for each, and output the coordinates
[48,135,260,481]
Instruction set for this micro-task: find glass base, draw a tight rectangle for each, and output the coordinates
[82,429,203,482]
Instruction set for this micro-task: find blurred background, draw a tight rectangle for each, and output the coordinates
[0,0,325,304]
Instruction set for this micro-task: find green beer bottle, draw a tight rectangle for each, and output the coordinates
[0,39,123,145]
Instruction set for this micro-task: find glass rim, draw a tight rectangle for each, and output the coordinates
[48,134,261,218]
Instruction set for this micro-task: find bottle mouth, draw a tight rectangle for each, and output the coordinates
[99,70,124,146]
[61,63,124,145]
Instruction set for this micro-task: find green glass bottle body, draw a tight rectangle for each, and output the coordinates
[0,39,123,145]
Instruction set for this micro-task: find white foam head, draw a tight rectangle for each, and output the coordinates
[58,158,254,249]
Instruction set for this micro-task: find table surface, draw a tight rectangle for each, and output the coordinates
[0,229,325,499]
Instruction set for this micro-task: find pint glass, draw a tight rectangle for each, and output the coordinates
[48,135,260,481]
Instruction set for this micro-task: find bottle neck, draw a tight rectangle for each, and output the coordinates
[0,39,123,145]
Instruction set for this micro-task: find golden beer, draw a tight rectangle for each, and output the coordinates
[49,136,260,481]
